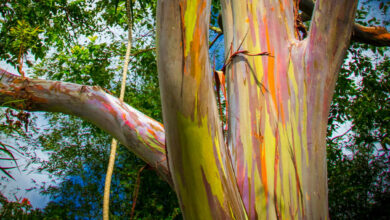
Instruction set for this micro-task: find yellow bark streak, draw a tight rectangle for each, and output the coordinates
[176,112,227,219]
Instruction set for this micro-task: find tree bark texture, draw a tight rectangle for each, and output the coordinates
[0,69,171,186]
[224,0,358,218]
[1,0,361,219]
[158,0,357,219]
[157,0,246,218]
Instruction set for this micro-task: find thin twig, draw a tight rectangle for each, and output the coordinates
[330,127,353,141]
[209,33,222,49]
[131,47,156,56]
[130,165,147,220]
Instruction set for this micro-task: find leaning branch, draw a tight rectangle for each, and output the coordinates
[351,24,390,47]
[0,68,172,186]
[300,0,390,46]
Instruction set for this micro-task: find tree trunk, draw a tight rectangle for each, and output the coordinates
[157,0,246,218]
[157,0,357,219]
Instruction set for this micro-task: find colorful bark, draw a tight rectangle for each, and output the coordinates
[0,69,171,186]
[221,0,358,218]
[157,0,246,218]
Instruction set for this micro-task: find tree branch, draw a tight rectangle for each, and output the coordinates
[300,0,390,46]
[330,127,353,142]
[0,68,172,186]
[307,0,358,77]
[304,0,358,156]
[352,24,390,47]
[209,25,222,34]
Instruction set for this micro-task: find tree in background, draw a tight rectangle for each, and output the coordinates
[0,0,389,219]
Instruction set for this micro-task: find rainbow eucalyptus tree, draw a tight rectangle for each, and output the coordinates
[1,0,389,219]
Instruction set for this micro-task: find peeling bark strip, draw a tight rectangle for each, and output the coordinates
[0,68,172,186]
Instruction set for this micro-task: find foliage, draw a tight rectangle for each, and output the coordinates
[32,113,179,219]
[0,192,44,218]
[9,20,42,64]
[0,141,19,180]
[327,45,390,219]
[0,108,32,180]
[210,0,221,28]
[33,36,118,88]
[0,0,99,66]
